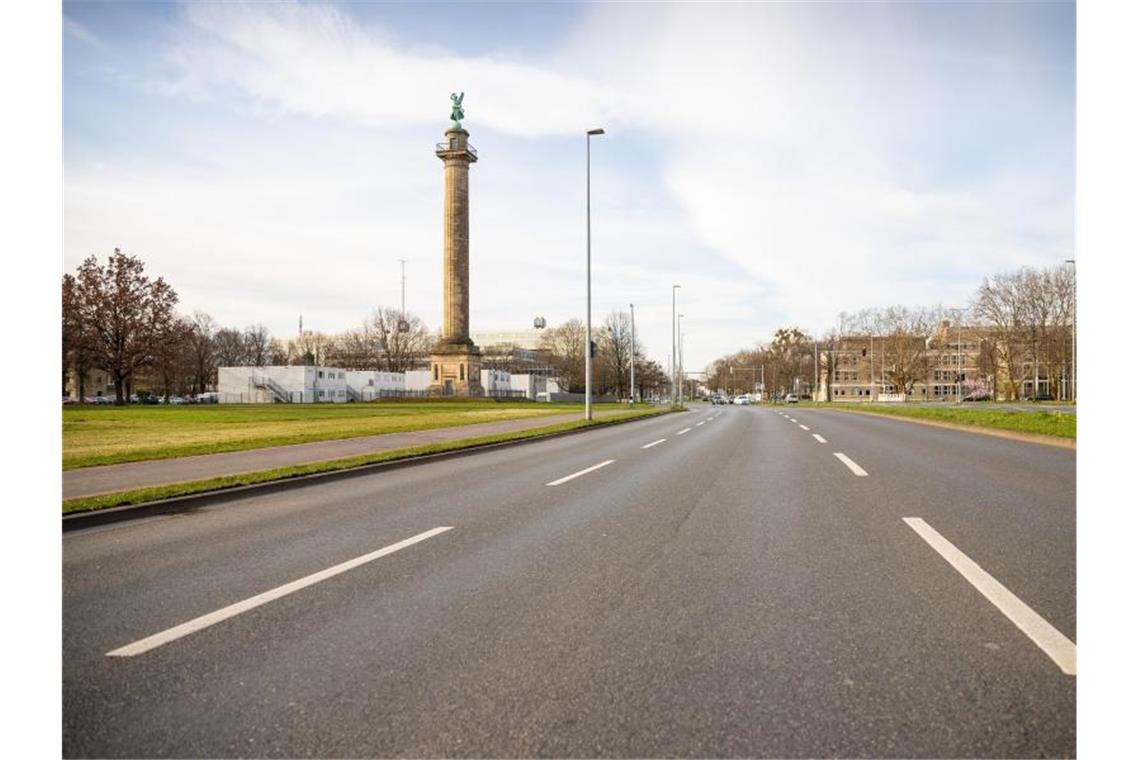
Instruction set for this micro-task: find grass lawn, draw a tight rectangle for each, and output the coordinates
[63,407,666,513]
[818,403,1075,439]
[63,401,650,469]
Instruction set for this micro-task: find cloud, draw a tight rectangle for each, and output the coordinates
[163,2,621,136]
[65,1,1074,373]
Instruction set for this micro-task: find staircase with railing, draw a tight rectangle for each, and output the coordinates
[345,384,362,402]
[252,374,293,403]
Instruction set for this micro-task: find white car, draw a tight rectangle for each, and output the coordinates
[786,394,799,404]
[733,395,750,405]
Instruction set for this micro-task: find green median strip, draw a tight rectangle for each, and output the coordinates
[62,408,669,514]
[815,403,1075,439]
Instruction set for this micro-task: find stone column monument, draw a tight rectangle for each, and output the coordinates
[428,92,483,396]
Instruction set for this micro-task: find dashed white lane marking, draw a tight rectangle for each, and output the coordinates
[676,427,692,436]
[547,459,615,486]
[790,418,798,423]
[903,518,1076,676]
[812,434,827,444]
[798,424,810,431]
[833,452,869,477]
[696,421,706,426]
[107,527,454,657]
[641,439,667,449]
[705,417,714,422]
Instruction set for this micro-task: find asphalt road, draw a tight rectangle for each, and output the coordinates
[63,405,1075,757]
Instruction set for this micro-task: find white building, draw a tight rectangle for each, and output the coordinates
[481,369,512,394]
[404,369,431,392]
[344,370,404,401]
[218,366,349,403]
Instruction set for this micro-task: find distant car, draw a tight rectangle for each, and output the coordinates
[733,395,749,405]
[786,394,799,404]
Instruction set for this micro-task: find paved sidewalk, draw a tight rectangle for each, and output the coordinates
[63,410,635,500]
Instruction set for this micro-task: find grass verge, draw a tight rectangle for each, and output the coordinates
[62,407,668,514]
[62,401,642,470]
[816,403,1075,439]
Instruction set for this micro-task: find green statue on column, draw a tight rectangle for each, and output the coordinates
[450,92,465,129]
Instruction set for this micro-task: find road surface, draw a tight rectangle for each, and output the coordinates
[63,404,1075,757]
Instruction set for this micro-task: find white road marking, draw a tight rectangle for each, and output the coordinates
[812,434,827,444]
[696,421,706,426]
[546,459,615,486]
[790,418,798,423]
[106,527,454,657]
[833,452,869,477]
[799,424,810,431]
[641,439,667,449]
[705,417,714,422]
[676,427,692,436]
[903,518,1076,675]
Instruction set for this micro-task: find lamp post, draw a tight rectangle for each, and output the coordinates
[948,307,965,403]
[629,303,636,404]
[677,314,685,402]
[585,127,604,420]
[1066,259,1076,402]
[671,284,680,404]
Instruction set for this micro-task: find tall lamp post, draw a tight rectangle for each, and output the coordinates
[629,303,636,404]
[585,127,604,420]
[671,284,680,404]
[1066,259,1076,402]
[677,314,685,402]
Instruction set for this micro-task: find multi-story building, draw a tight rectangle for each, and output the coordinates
[817,319,1072,402]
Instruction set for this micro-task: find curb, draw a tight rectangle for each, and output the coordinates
[62,410,672,532]
[814,406,1075,450]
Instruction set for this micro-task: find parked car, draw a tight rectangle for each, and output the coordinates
[786,394,799,404]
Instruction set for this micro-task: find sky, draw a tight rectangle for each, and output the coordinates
[62,0,1075,373]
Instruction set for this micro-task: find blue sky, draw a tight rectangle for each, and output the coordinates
[63,1,1074,372]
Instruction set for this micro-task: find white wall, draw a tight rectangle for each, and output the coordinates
[217,365,347,403]
[481,369,512,392]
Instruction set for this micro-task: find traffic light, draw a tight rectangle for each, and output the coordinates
[590,340,598,358]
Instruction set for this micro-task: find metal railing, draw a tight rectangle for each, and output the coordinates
[251,374,293,403]
[435,141,477,158]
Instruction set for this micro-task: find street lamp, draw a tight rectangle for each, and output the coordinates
[629,303,636,405]
[585,127,604,421]
[948,307,965,403]
[671,284,680,404]
[677,314,685,402]
[1066,259,1076,403]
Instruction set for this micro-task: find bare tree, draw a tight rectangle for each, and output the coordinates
[600,311,642,399]
[369,307,432,372]
[71,249,180,404]
[213,327,247,367]
[187,311,218,393]
[540,319,587,392]
[243,324,272,367]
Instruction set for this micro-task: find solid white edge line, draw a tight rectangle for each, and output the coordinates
[903,517,1076,676]
[799,424,810,431]
[107,526,454,657]
[833,452,869,477]
[546,459,615,486]
[676,427,692,435]
[812,433,827,443]
[641,439,667,449]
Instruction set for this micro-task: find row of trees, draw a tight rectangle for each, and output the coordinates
[63,250,673,403]
[705,263,1076,401]
[539,313,670,399]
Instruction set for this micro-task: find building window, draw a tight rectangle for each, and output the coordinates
[319,389,325,398]
[318,371,324,379]
[434,364,439,381]
[460,364,466,381]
